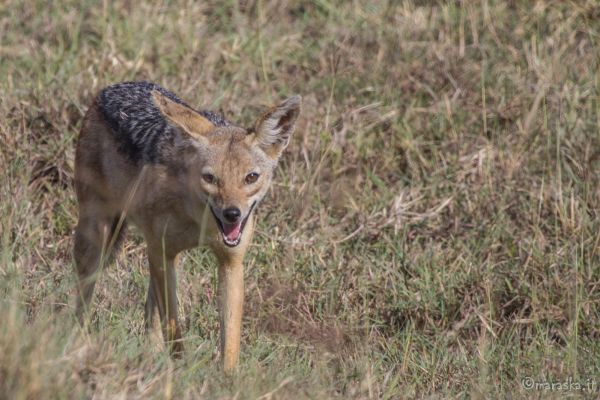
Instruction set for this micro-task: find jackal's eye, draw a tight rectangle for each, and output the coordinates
[245,172,260,185]
[202,173,216,184]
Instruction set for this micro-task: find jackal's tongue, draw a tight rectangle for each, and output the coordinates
[222,221,242,241]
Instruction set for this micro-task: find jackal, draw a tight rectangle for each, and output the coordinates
[74,81,300,371]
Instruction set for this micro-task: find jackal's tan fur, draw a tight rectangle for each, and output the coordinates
[74,82,300,371]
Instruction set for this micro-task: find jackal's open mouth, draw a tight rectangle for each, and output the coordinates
[210,202,256,247]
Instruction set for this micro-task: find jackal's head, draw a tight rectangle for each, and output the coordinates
[152,91,301,247]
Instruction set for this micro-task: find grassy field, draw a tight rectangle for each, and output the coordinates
[1,0,599,398]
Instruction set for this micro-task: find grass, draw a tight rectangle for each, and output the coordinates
[1,0,599,398]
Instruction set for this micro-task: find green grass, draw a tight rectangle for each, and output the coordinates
[1,0,599,398]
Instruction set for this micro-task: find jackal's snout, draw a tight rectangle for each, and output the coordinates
[223,207,241,223]
[210,202,255,247]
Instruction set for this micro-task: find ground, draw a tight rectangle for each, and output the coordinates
[0,1,599,398]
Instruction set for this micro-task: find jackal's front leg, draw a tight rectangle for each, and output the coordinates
[147,248,183,356]
[217,259,244,372]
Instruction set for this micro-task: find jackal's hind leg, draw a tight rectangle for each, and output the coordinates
[144,279,157,332]
[74,214,126,323]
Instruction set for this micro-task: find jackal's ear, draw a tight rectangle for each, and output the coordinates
[253,95,301,158]
[152,90,214,140]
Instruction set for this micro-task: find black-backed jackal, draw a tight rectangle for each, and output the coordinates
[74,81,301,371]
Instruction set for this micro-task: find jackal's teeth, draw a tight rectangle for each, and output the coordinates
[210,202,256,248]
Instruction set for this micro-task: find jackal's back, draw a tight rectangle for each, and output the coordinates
[98,81,230,163]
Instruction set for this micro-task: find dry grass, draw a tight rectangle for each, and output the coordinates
[1,0,599,398]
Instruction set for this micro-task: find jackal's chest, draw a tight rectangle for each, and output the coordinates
[129,204,221,254]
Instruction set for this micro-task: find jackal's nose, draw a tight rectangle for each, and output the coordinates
[223,207,241,223]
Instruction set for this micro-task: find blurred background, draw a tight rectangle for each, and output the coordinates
[0,1,599,398]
